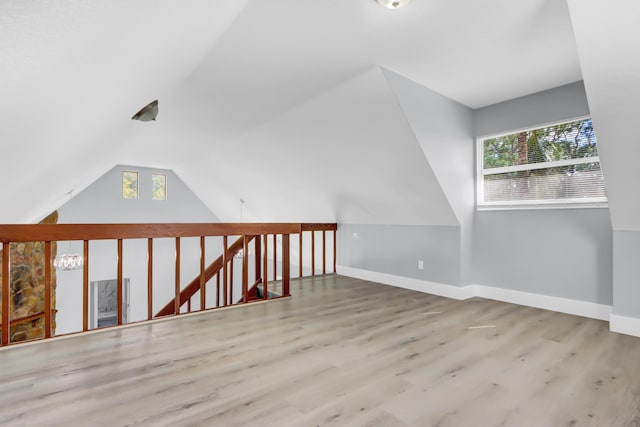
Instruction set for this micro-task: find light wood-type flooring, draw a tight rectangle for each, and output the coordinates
[1,275,640,426]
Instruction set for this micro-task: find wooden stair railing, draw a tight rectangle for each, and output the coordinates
[0,311,45,328]
[155,235,256,317]
[0,222,337,347]
[0,311,46,343]
[242,278,265,303]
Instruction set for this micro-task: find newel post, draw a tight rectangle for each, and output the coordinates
[282,234,290,297]
[2,242,9,345]
[44,241,52,338]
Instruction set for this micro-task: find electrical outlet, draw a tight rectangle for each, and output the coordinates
[418,260,424,270]
[351,232,360,241]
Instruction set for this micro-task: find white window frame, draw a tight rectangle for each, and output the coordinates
[151,173,167,201]
[476,115,608,210]
[122,171,139,200]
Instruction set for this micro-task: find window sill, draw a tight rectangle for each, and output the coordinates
[477,201,608,211]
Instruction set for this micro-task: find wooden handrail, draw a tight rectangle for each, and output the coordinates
[301,223,337,232]
[0,223,302,242]
[155,235,255,317]
[0,311,45,328]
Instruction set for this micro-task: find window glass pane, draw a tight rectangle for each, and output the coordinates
[479,117,607,207]
[122,171,138,199]
[483,163,606,203]
[152,174,166,200]
[483,119,598,169]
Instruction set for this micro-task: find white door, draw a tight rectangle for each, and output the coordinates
[90,278,130,328]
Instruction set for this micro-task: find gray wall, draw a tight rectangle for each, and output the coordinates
[612,231,640,318]
[58,165,218,223]
[473,209,612,304]
[339,224,461,285]
[473,80,613,305]
[474,81,590,137]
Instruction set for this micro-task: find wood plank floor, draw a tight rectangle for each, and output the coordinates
[1,275,640,426]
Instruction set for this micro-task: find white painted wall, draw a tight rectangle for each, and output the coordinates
[139,66,459,226]
[0,1,249,224]
[338,71,474,286]
[382,68,475,284]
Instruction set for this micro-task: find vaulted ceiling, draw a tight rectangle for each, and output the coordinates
[1,0,634,227]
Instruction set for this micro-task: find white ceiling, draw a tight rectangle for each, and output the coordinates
[0,0,592,224]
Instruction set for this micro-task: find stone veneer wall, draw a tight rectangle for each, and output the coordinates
[0,211,57,343]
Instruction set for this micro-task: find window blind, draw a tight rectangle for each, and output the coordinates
[479,118,607,207]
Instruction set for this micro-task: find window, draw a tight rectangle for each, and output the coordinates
[152,174,166,200]
[477,117,607,208]
[122,171,138,199]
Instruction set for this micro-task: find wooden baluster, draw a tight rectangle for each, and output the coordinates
[2,242,9,345]
[230,256,234,305]
[322,230,326,275]
[44,241,52,338]
[216,273,220,308]
[83,240,89,331]
[187,298,191,313]
[282,234,290,297]
[223,236,228,307]
[175,237,180,315]
[273,234,277,282]
[200,236,205,311]
[117,239,123,325]
[263,234,268,300]
[242,236,249,303]
[333,230,337,273]
[299,232,303,278]
[311,231,315,277]
[254,234,262,285]
[147,238,153,320]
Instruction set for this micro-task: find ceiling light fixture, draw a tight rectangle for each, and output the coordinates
[376,0,411,9]
[131,99,159,121]
[54,191,84,271]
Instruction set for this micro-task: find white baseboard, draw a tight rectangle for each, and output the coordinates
[474,284,612,321]
[336,265,612,322]
[336,266,475,300]
[609,314,640,338]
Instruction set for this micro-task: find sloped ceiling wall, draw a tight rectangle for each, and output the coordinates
[382,68,474,224]
[0,0,248,223]
[566,0,640,231]
[0,0,588,226]
[126,67,459,225]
